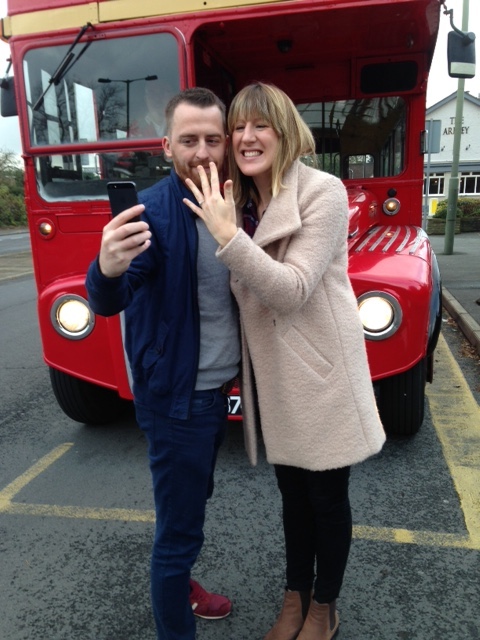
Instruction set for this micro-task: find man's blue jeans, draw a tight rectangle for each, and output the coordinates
[135,389,228,640]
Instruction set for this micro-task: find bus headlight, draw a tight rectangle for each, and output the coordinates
[51,295,94,339]
[358,291,402,340]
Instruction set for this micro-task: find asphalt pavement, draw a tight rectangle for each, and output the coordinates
[0,226,479,639]
[429,231,480,356]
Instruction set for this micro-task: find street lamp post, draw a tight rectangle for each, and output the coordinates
[98,75,158,137]
[444,0,471,255]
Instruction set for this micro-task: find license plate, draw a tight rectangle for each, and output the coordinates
[227,395,242,416]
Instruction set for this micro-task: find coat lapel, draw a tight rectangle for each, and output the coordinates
[251,161,303,248]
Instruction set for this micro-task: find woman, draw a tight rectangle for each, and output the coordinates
[183,82,385,640]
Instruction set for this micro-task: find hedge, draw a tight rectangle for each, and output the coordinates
[434,197,480,219]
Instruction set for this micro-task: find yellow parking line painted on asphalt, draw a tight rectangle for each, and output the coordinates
[0,441,156,523]
[2,501,155,522]
[0,443,74,509]
[353,525,476,549]
[1,339,479,551]
[426,333,480,548]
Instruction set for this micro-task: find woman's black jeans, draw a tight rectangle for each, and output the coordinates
[274,464,352,604]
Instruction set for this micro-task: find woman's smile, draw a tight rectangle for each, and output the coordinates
[233,119,280,179]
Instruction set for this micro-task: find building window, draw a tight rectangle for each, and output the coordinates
[459,173,480,195]
[423,173,444,195]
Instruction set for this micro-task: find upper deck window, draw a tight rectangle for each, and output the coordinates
[297,97,406,179]
[23,33,180,146]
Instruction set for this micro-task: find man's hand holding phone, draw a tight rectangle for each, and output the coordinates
[100,183,151,278]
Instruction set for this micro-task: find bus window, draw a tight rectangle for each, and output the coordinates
[345,155,374,179]
[35,151,171,202]
[297,97,406,179]
[23,33,180,146]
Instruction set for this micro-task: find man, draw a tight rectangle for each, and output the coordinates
[143,78,175,137]
[131,78,177,139]
[86,88,240,640]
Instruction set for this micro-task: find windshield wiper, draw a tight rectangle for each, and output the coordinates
[32,22,94,111]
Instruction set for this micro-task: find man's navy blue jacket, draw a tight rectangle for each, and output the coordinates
[85,170,201,420]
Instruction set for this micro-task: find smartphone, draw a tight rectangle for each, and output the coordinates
[107,181,140,221]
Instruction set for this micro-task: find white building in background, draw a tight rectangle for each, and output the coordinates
[424,91,480,214]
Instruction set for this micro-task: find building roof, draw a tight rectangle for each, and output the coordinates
[426,91,480,115]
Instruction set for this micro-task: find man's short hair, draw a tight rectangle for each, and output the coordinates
[164,87,226,135]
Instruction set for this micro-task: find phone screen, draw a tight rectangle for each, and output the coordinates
[107,181,140,221]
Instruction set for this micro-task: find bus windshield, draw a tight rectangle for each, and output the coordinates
[24,33,180,146]
[24,28,407,202]
[25,33,180,201]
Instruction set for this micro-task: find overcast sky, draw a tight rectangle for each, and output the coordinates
[1,0,479,157]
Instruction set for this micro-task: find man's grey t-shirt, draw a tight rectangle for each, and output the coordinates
[195,219,240,390]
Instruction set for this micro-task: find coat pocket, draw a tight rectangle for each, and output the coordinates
[282,325,333,380]
[142,321,171,394]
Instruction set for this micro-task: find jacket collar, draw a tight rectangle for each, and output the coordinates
[170,169,198,219]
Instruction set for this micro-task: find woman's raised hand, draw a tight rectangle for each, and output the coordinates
[184,162,238,247]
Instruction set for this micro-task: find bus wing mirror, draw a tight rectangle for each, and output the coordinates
[447,30,476,79]
[1,76,18,117]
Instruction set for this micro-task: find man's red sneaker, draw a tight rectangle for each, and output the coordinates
[189,579,232,620]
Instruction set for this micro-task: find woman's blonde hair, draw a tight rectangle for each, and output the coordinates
[227,82,316,207]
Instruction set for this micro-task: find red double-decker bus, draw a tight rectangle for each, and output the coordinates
[2,0,452,435]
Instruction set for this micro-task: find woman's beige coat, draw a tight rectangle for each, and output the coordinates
[217,160,385,471]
